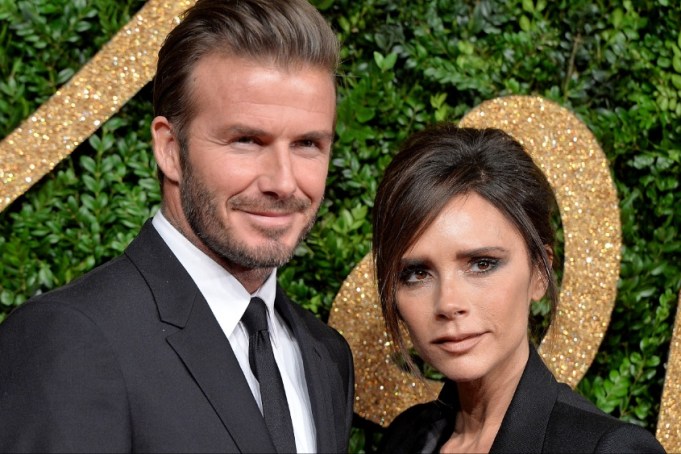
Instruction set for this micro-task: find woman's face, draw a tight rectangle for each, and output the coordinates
[396,192,546,385]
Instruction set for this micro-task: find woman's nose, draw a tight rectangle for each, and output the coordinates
[435,281,469,320]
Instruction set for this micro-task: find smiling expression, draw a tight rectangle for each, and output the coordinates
[396,192,547,385]
[154,54,336,275]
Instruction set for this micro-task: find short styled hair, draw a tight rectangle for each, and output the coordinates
[372,125,558,363]
[152,0,339,179]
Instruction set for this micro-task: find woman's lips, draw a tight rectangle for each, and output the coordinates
[433,332,485,354]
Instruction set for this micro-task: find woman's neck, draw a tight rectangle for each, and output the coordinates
[440,346,529,453]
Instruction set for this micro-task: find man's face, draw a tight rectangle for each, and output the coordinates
[175,54,335,270]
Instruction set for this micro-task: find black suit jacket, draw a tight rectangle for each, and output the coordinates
[0,220,354,453]
[380,346,664,453]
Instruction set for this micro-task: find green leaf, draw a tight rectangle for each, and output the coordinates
[519,15,531,32]
[671,74,681,90]
[672,55,681,73]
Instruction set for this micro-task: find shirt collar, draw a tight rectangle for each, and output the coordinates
[151,211,278,337]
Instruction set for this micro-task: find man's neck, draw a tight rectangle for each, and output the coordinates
[225,266,273,294]
[160,206,274,294]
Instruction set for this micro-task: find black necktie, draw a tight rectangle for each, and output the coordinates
[241,297,297,453]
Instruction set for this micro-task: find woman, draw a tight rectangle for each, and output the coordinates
[373,125,664,453]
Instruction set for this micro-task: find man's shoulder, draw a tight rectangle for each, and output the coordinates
[35,253,143,304]
[8,251,150,331]
[26,221,163,310]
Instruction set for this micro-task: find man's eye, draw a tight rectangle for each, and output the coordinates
[297,139,318,148]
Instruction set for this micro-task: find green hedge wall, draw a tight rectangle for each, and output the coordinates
[1,0,680,451]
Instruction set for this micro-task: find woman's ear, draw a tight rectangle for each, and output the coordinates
[530,245,554,302]
[151,116,182,184]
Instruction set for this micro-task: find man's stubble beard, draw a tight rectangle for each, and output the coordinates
[179,154,321,270]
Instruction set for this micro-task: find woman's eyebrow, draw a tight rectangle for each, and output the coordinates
[455,246,508,259]
[398,258,429,268]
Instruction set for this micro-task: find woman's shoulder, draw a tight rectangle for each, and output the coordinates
[379,399,453,454]
[544,384,665,453]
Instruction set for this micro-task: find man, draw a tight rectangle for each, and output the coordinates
[0,1,354,452]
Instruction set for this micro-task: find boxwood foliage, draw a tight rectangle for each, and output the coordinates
[0,0,679,451]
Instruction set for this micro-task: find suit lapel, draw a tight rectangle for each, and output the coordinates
[166,297,274,453]
[275,287,339,453]
[490,345,556,452]
[125,221,275,453]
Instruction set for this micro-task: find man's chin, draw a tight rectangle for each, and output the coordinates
[219,239,298,269]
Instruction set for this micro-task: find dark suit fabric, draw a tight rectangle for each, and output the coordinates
[380,346,664,453]
[0,220,354,453]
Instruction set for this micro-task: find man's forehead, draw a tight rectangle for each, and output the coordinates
[189,52,336,84]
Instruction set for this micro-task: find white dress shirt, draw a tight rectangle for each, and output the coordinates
[152,212,316,453]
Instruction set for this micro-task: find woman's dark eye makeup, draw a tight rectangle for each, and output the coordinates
[398,255,502,285]
[398,263,429,285]
[469,257,500,274]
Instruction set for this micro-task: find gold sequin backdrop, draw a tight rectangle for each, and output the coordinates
[0,1,678,450]
[0,0,193,211]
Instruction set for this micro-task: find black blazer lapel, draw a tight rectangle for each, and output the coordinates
[491,346,556,453]
[274,287,340,453]
[125,220,275,453]
[166,298,275,453]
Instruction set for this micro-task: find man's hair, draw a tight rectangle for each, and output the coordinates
[372,125,558,371]
[152,0,339,180]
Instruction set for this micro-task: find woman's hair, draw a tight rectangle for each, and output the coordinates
[372,125,558,363]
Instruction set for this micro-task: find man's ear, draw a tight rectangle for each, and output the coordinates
[530,245,554,302]
[151,116,182,184]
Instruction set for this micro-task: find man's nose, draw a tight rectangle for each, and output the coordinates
[257,145,297,198]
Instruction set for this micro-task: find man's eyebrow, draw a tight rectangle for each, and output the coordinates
[216,125,334,142]
[297,131,335,142]
[219,125,268,137]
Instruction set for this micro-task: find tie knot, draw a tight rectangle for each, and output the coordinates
[242,297,269,335]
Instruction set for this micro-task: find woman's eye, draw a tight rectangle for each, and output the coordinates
[399,267,430,285]
[469,258,498,273]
